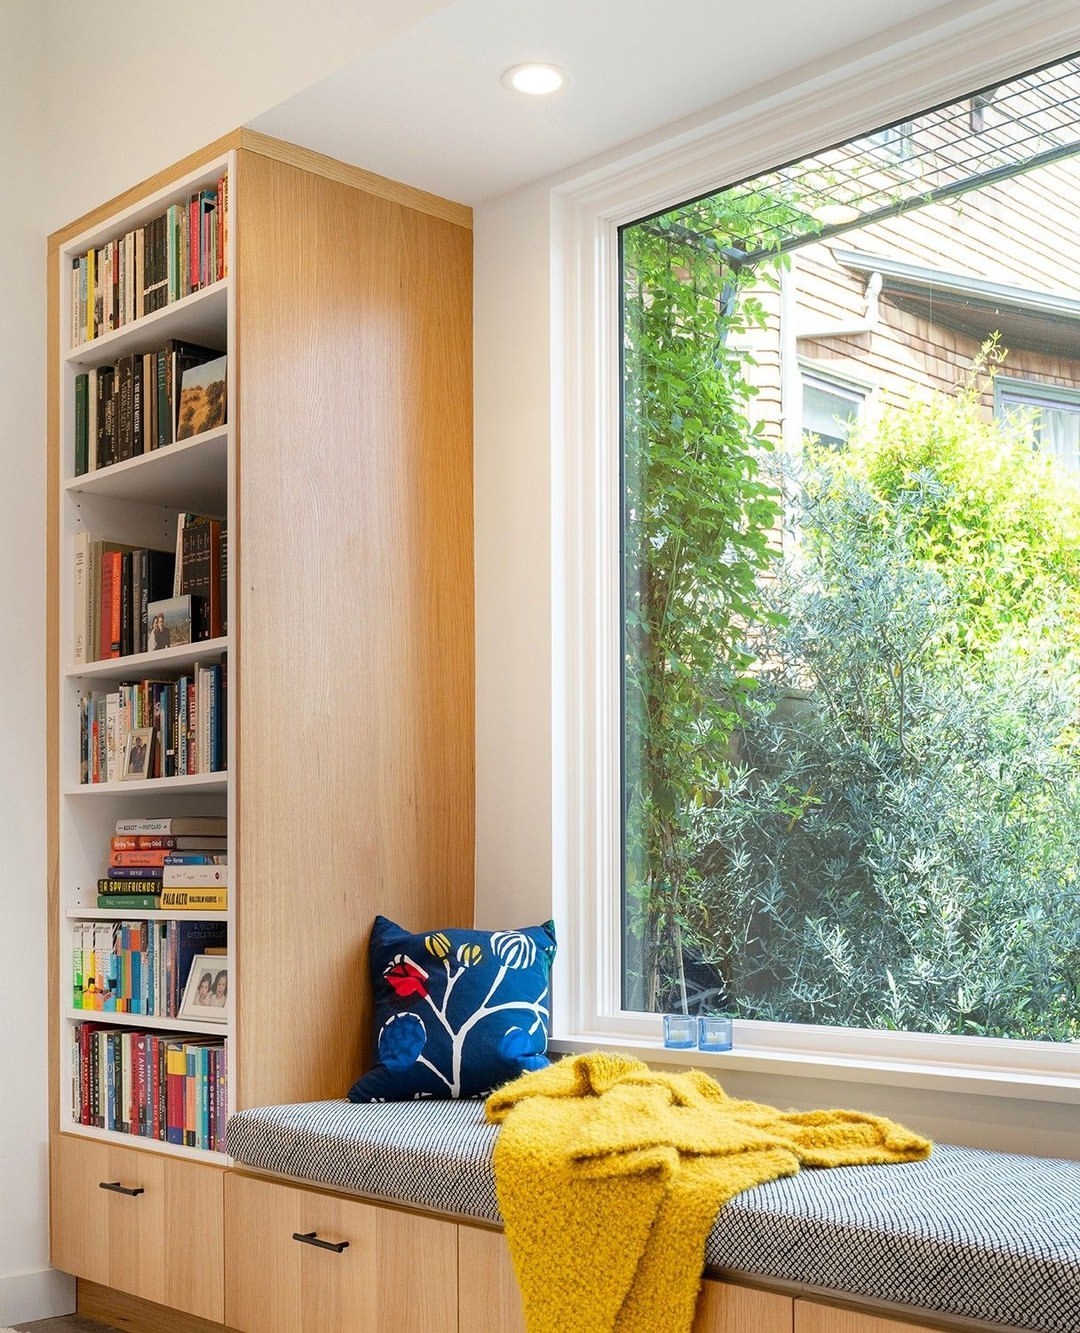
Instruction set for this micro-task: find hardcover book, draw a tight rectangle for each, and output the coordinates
[114,815,227,836]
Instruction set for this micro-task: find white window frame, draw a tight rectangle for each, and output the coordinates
[994,374,1080,468]
[550,3,1080,1103]
[799,358,874,445]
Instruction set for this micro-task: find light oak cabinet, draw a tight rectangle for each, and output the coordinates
[225,1173,457,1333]
[456,1224,796,1333]
[795,1301,942,1333]
[47,130,474,1313]
[696,1278,793,1331]
[51,1134,224,1322]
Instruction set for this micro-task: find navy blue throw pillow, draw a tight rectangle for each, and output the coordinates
[348,915,557,1102]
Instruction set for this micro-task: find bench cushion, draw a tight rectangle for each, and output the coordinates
[226,1099,1080,1333]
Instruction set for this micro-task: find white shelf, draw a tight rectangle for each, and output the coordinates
[67,635,228,682]
[66,908,228,922]
[65,426,227,511]
[65,281,228,368]
[59,1118,230,1166]
[65,1008,228,1036]
[64,770,228,797]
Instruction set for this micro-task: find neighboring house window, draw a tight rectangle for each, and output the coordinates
[800,365,867,447]
[995,377,1080,471]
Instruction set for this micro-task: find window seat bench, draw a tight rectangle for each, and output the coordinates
[225,1099,1080,1333]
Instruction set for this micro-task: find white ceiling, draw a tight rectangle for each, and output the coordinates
[247,0,983,206]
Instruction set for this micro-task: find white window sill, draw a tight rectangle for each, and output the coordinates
[551,1029,1080,1106]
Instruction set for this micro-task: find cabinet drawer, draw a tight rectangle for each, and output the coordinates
[696,1278,793,1331]
[225,1171,458,1333]
[455,1224,794,1333]
[51,1133,224,1322]
[796,1301,941,1333]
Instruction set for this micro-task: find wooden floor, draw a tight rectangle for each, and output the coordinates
[12,1318,119,1332]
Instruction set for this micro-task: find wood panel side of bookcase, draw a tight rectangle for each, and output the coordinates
[46,233,61,1159]
[231,147,475,1108]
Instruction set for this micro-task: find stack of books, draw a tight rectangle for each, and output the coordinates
[97,815,227,909]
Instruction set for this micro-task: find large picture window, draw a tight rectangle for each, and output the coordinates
[619,52,1080,1045]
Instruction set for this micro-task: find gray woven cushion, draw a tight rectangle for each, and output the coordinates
[226,1101,1080,1333]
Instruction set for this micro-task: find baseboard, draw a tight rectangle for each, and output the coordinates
[0,1267,75,1324]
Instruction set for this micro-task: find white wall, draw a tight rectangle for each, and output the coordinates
[41,0,459,231]
[0,5,69,1322]
[472,1,1080,1161]
[0,1,460,1320]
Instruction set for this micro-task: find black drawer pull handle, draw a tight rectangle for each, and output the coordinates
[99,1181,145,1197]
[292,1230,349,1253]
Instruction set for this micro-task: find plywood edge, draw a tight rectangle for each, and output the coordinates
[47,130,243,249]
[46,234,60,1143]
[236,127,473,230]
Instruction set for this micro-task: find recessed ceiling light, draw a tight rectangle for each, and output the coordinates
[502,63,567,96]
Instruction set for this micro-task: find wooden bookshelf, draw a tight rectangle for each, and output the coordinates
[46,131,475,1323]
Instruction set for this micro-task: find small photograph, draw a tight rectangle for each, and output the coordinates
[179,954,229,1023]
[177,354,227,440]
[121,727,153,781]
[147,594,193,649]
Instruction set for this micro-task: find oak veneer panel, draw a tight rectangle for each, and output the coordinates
[796,1301,941,1333]
[458,1226,528,1332]
[695,1277,794,1331]
[225,1172,456,1333]
[45,236,61,1149]
[232,147,474,1107]
[51,1135,224,1322]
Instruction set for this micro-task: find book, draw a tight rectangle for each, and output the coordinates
[96,892,163,910]
[115,816,227,836]
[95,364,115,468]
[109,849,174,868]
[74,372,89,475]
[111,834,227,850]
[158,888,227,911]
[191,523,219,641]
[176,354,227,440]
[72,530,90,664]
[134,549,176,654]
[99,549,123,659]
[161,863,228,889]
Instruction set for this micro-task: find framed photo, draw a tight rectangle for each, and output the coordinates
[147,593,193,649]
[177,354,227,439]
[179,954,229,1023]
[121,727,153,781]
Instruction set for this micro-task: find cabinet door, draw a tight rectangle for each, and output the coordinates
[51,1134,224,1322]
[457,1226,527,1332]
[796,1300,942,1333]
[695,1277,793,1331]
[225,1172,457,1333]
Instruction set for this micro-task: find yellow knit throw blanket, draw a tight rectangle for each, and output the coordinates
[485,1051,931,1333]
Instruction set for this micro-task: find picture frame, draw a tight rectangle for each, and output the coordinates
[120,727,153,781]
[176,353,227,440]
[179,954,229,1023]
[147,593,193,650]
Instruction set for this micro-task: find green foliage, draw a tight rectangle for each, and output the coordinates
[688,370,1080,1040]
[621,204,796,1010]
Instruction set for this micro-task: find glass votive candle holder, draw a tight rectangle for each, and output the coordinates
[662,1013,697,1049]
[698,1014,733,1052]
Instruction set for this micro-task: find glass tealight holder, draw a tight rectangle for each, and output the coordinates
[662,1013,697,1049]
[698,1013,733,1052]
